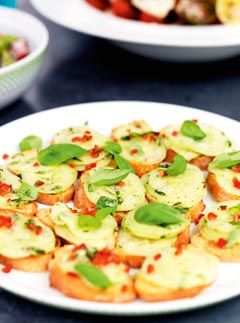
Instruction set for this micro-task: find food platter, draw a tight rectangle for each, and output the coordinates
[30,0,240,62]
[0,101,240,315]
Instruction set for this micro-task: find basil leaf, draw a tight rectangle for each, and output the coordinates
[90,169,130,186]
[103,141,122,154]
[78,215,101,230]
[114,154,135,173]
[121,131,156,141]
[166,155,187,176]
[134,203,184,226]
[210,151,240,169]
[19,135,42,151]
[227,227,240,247]
[96,196,118,209]
[75,263,112,288]
[96,207,115,220]
[38,144,87,165]
[17,183,38,201]
[228,203,240,216]
[180,120,206,141]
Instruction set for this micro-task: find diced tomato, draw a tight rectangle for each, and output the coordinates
[147,264,154,273]
[72,131,93,143]
[0,182,11,196]
[172,131,179,137]
[159,170,166,177]
[81,207,97,216]
[153,253,161,261]
[72,243,87,252]
[2,154,9,160]
[35,227,43,235]
[11,40,29,60]
[220,205,227,210]
[69,163,76,169]
[89,145,102,158]
[232,165,240,173]
[116,181,125,187]
[33,162,40,167]
[139,12,161,23]
[34,180,44,187]
[86,0,110,10]
[1,265,12,273]
[141,132,159,141]
[216,238,227,249]
[0,216,12,228]
[92,248,119,265]
[27,222,42,235]
[207,212,217,220]
[130,148,138,155]
[71,209,78,214]
[67,272,78,278]
[194,213,204,225]
[85,162,97,170]
[112,0,137,19]
[233,214,240,222]
[233,177,240,189]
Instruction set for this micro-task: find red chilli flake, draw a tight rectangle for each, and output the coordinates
[72,243,87,252]
[194,213,204,225]
[89,145,102,158]
[33,162,40,167]
[34,180,44,187]
[27,222,42,235]
[232,166,240,173]
[67,272,78,278]
[116,181,125,187]
[233,177,240,189]
[130,149,138,155]
[233,214,240,222]
[2,154,9,160]
[172,131,179,137]
[81,207,97,216]
[71,131,93,143]
[1,265,12,273]
[0,182,11,196]
[220,205,227,211]
[154,253,161,261]
[0,216,12,228]
[207,212,217,221]
[85,162,97,171]
[159,170,166,177]
[147,264,154,274]
[216,238,227,249]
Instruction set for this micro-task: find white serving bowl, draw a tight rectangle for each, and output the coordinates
[0,6,48,109]
[31,0,240,62]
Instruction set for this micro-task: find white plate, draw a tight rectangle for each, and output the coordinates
[30,0,240,62]
[0,101,240,315]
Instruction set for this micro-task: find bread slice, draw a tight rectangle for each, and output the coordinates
[0,202,37,218]
[37,185,75,206]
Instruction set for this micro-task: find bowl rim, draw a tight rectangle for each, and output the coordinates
[0,6,49,75]
[31,0,240,48]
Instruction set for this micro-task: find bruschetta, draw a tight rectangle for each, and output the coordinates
[52,126,112,171]
[38,202,118,250]
[7,149,77,206]
[0,212,57,271]
[115,204,190,268]
[135,246,219,301]
[49,245,136,303]
[207,152,240,201]
[142,163,206,221]
[110,120,166,176]
[74,167,147,221]
[0,166,37,217]
[192,201,240,262]
[161,121,233,170]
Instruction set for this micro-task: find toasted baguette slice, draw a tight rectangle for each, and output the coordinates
[37,185,75,206]
[135,246,219,301]
[206,173,240,202]
[37,208,54,229]
[116,227,190,268]
[192,233,240,262]
[126,161,162,178]
[135,277,209,302]
[49,246,136,303]
[164,149,213,171]
[0,202,37,218]
[74,177,96,213]
[187,200,205,222]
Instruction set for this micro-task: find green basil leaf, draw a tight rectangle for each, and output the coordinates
[96,196,118,209]
[96,207,115,220]
[17,183,38,201]
[103,141,122,154]
[134,203,184,226]
[78,215,101,230]
[121,131,156,141]
[227,227,240,247]
[180,120,206,141]
[75,263,112,289]
[19,135,42,151]
[166,155,187,176]
[210,151,240,169]
[227,203,240,216]
[90,168,130,186]
[38,144,87,165]
[114,154,135,173]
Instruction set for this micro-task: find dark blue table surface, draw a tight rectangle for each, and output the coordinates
[1,1,240,322]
